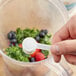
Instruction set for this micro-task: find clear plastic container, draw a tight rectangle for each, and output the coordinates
[0,0,72,76]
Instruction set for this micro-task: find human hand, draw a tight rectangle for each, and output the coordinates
[51,15,76,65]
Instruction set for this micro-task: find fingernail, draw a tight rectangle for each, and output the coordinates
[51,45,60,54]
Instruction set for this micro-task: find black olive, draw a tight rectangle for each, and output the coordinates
[7,31,16,40]
[39,32,45,38]
[10,39,17,43]
[44,29,48,34]
[35,35,40,42]
[8,32,13,40]
[40,29,48,34]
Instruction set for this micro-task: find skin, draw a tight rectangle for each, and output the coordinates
[51,15,76,65]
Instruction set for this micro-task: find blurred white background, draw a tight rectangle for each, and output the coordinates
[61,0,76,4]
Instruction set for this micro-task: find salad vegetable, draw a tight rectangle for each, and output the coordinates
[5,28,51,62]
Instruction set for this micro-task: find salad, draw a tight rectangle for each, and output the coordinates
[5,28,51,62]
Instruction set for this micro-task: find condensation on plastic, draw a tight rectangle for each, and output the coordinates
[0,0,72,76]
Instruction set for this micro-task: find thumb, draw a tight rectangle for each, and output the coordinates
[51,40,76,55]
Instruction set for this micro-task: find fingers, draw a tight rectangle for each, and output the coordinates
[52,15,76,44]
[64,54,76,65]
[52,25,70,63]
[53,54,61,62]
[51,15,76,63]
[51,25,69,62]
[51,40,76,55]
[51,45,61,62]
[52,23,69,44]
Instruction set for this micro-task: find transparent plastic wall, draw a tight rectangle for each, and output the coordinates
[0,0,72,76]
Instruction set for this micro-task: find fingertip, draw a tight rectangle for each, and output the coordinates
[52,54,61,63]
